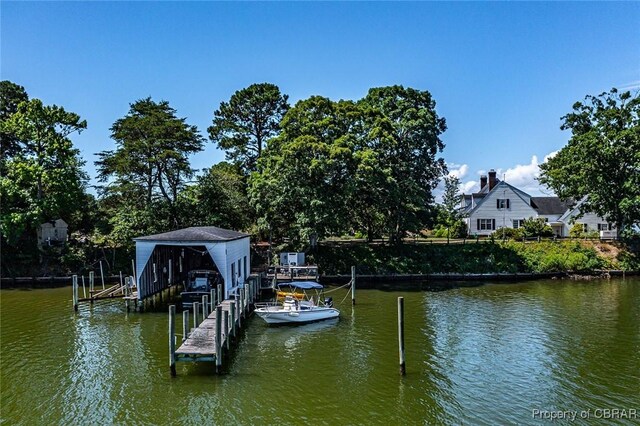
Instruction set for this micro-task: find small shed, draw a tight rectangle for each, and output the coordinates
[37,219,68,247]
[133,226,250,302]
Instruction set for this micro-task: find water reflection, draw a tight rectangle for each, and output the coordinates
[1,280,639,425]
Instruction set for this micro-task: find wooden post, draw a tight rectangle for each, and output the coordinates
[244,283,250,311]
[398,297,406,376]
[224,310,230,350]
[168,259,173,285]
[182,310,189,342]
[193,302,199,329]
[125,277,130,311]
[217,284,222,305]
[72,275,78,311]
[81,275,86,298]
[351,266,356,305]
[230,300,236,337]
[119,271,123,291]
[131,259,136,286]
[89,271,94,293]
[99,261,105,290]
[236,294,242,327]
[215,305,222,371]
[239,288,245,317]
[202,295,209,319]
[210,289,216,312]
[169,305,176,377]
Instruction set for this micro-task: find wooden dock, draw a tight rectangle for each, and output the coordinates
[169,279,259,375]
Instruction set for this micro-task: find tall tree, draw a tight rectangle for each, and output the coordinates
[249,97,356,245]
[0,80,29,159]
[539,89,640,234]
[96,98,204,230]
[179,162,251,231]
[441,175,462,243]
[208,83,289,174]
[0,98,87,245]
[360,85,447,243]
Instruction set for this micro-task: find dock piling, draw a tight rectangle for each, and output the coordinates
[224,310,230,350]
[193,302,200,329]
[230,300,236,337]
[81,275,86,298]
[210,289,215,313]
[398,296,406,376]
[239,288,245,316]
[72,275,78,312]
[215,305,222,371]
[182,310,189,342]
[100,261,105,290]
[217,284,222,306]
[236,294,242,327]
[244,283,250,310]
[131,259,136,286]
[351,266,356,305]
[202,295,209,320]
[89,271,95,294]
[169,305,176,377]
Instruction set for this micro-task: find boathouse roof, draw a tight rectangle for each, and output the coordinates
[134,226,249,242]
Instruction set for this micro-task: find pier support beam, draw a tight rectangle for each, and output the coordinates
[230,300,236,337]
[169,305,176,377]
[193,302,200,329]
[224,310,230,350]
[351,266,356,305]
[202,295,209,319]
[210,289,215,312]
[217,284,222,306]
[72,275,78,312]
[182,310,189,342]
[215,305,222,372]
[100,261,105,290]
[398,297,406,376]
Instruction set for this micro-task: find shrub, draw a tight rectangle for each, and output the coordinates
[521,217,553,238]
[493,227,524,240]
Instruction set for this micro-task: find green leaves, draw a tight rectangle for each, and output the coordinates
[540,89,640,233]
[96,97,204,230]
[209,83,289,174]
[0,94,87,245]
[249,86,447,246]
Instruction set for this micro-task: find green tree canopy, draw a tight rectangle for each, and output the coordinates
[539,89,640,233]
[96,97,205,231]
[0,97,87,245]
[208,83,289,174]
[179,162,251,231]
[360,85,447,243]
[439,175,463,242]
[0,80,29,158]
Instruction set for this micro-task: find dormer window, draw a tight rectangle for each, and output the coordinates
[497,199,510,209]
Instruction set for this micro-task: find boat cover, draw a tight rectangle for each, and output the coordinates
[278,281,323,290]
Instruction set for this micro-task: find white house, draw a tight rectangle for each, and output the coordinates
[462,169,616,237]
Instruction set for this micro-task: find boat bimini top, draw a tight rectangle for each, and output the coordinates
[277,281,323,290]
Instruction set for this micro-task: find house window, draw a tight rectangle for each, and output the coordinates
[496,199,510,209]
[477,219,496,231]
[597,223,612,231]
[513,219,524,229]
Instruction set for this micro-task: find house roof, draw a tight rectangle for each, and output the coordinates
[465,180,534,216]
[134,226,249,242]
[530,197,574,215]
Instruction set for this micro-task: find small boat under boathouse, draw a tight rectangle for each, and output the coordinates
[133,226,251,305]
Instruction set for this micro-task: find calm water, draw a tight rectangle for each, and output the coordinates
[1,279,639,425]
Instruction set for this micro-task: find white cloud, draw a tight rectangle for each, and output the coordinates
[447,163,469,179]
[457,151,558,197]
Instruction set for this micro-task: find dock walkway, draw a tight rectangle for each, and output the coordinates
[169,280,260,375]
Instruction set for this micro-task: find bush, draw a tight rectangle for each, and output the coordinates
[493,227,524,240]
[521,217,553,238]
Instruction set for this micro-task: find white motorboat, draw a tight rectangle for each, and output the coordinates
[254,281,339,325]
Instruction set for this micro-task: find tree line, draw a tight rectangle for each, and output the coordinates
[1,80,638,276]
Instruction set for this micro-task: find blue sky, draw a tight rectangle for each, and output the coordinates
[2,2,639,196]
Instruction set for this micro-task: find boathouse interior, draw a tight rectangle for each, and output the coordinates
[133,227,250,302]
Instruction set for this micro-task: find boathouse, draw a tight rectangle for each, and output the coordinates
[133,226,250,302]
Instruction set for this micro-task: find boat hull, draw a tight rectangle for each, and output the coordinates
[255,306,340,324]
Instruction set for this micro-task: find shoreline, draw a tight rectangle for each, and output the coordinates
[2,270,637,290]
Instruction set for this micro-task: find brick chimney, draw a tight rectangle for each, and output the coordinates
[480,175,488,190]
[488,169,497,190]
